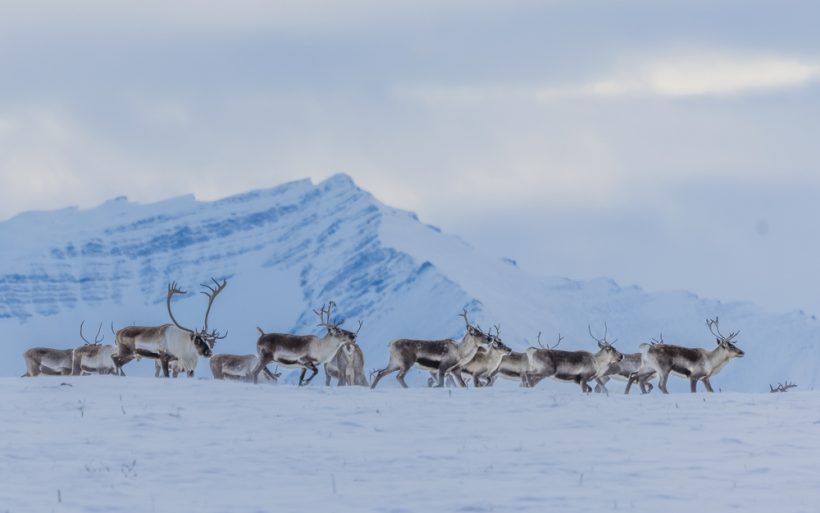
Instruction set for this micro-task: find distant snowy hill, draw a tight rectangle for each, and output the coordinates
[1,174,817,390]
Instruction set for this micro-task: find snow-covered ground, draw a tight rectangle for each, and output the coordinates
[2,377,819,513]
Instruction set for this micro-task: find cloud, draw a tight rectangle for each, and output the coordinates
[582,54,820,97]
[402,52,820,104]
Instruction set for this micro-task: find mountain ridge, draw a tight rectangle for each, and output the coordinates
[1,174,817,391]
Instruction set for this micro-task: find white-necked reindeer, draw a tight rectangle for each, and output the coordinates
[325,341,368,386]
[370,309,493,389]
[596,334,663,394]
[251,302,361,386]
[458,325,513,387]
[526,324,624,392]
[22,347,74,377]
[628,317,744,394]
[488,332,561,387]
[72,321,118,375]
[112,279,228,377]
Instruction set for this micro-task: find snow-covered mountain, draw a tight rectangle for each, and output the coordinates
[1,174,817,390]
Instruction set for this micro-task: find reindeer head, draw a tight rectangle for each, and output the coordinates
[706,317,744,358]
[589,323,624,364]
[459,309,493,352]
[166,279,228,356]
[315,301,362,347]
[489,325,513,356]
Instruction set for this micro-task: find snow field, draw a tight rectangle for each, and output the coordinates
[2,377,820,512]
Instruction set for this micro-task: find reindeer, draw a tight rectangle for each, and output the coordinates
[597,333,663,394]
[112,279,228,377]
[525,324,624,392]
[210,354,281,383]
[628,317,744,394]
[72,321,118,375]
[457,325,513,387]
[22,347,74,377]
[325,341,368,386]
[251,302,361,386]
[483,332,552,387]
[370,309,493,389]
[486,332,560,387]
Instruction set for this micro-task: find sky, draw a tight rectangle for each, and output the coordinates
[1,0,819,315]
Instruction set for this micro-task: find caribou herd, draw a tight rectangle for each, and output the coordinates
[20,278,747,394]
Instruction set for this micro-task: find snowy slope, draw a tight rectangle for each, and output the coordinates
[1,174,818,390]
[2,377,820,513]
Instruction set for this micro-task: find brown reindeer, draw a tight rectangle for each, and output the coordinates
[210,353,281,382]
[22,347,74,376]
[370,309,493,389]
[251,302,361,385]
[526,324,624,392]
[112,280,227,377]
[628,317,744,394]
[72,321,118,375]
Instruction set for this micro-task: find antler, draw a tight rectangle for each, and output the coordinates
[493,324,501,338]
[650,332,665,345]
[166,282,194,334]
[536,331,562,349]
[459,309,472,328]
[770,381,797,393]
[315,301,340,329]
[706,317,740,342]
[355,320,363,336]
[200,278,228,335]
[588,323,608,347]
[80,321,104,345]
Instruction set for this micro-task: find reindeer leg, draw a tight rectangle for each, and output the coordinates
[301,361,319,385]
[262,367,279,383]
[702,377,714,393]
[625,374,636,394]
[370,365,398,389]
[250,354,272,385]
[396,368,410,388]
[159,355,171,378]
[594,378,608,394]
[451,368,467,388]
[689,378,698,393]
[324,364,332,386]
[658,370,670,394]
[427,372,437,387]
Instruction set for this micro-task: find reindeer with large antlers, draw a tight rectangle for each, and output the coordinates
[111,279,228,377]
[72,321,118,375]
[525,324,624,392]
[628,317,745,394]
[370,309,493,388]
[251,301,361,386]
